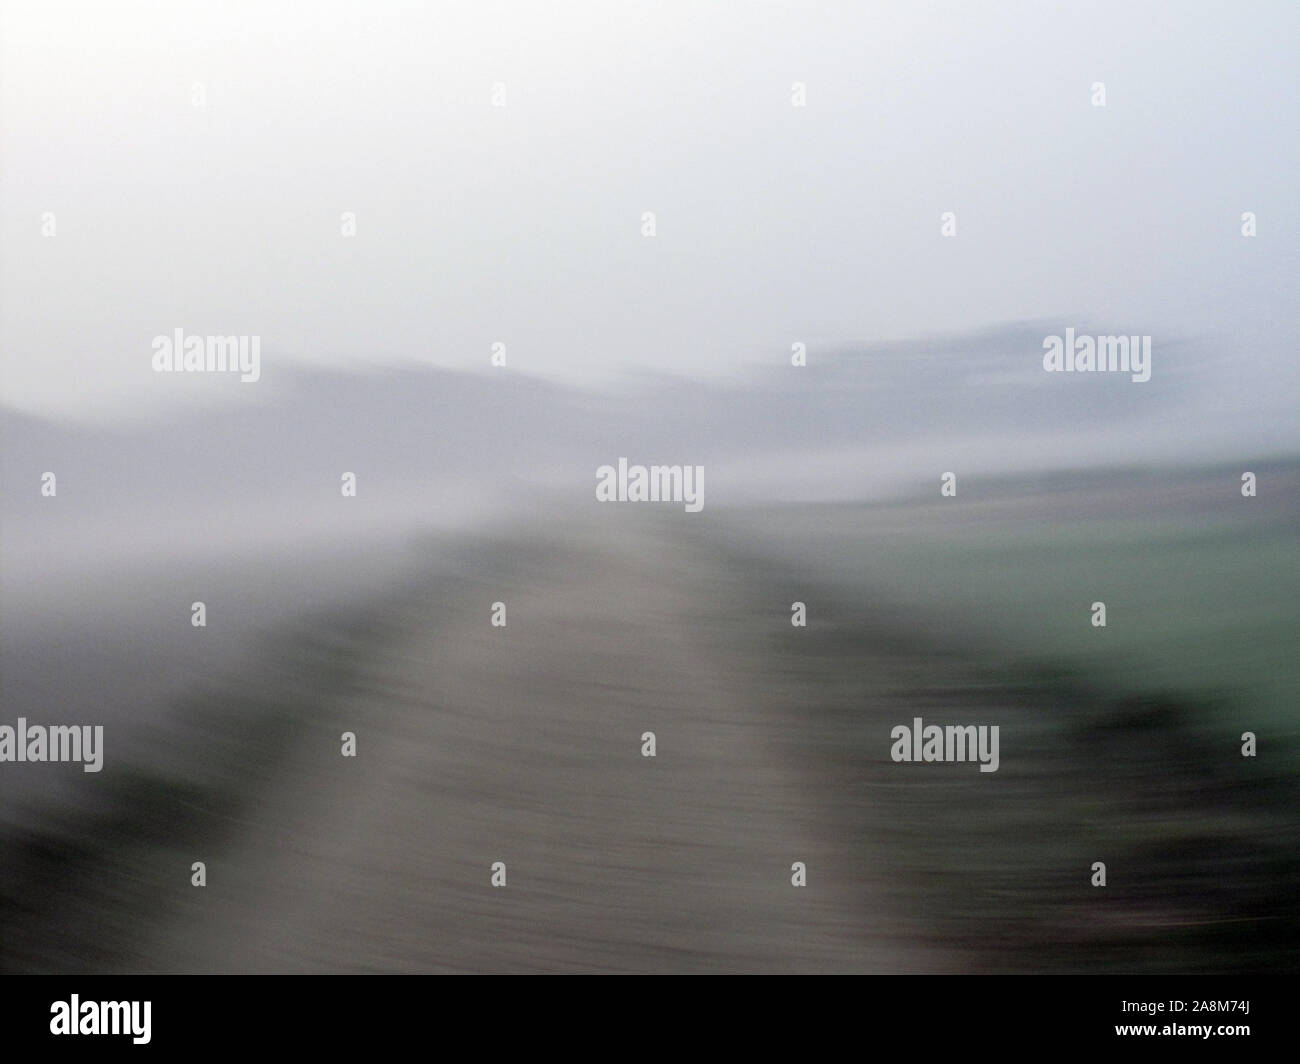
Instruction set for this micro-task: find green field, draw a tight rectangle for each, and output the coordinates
[725,465,1300,741]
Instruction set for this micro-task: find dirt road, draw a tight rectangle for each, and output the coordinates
[132,518,952,971]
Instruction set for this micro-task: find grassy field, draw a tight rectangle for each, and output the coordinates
[722,461,1300,740]
[706,461,1300,971]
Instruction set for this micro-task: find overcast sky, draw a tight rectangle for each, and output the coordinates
[2,0,1296,420]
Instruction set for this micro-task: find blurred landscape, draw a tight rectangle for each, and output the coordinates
[2,345,1297,973]
[3,0,1297,980]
